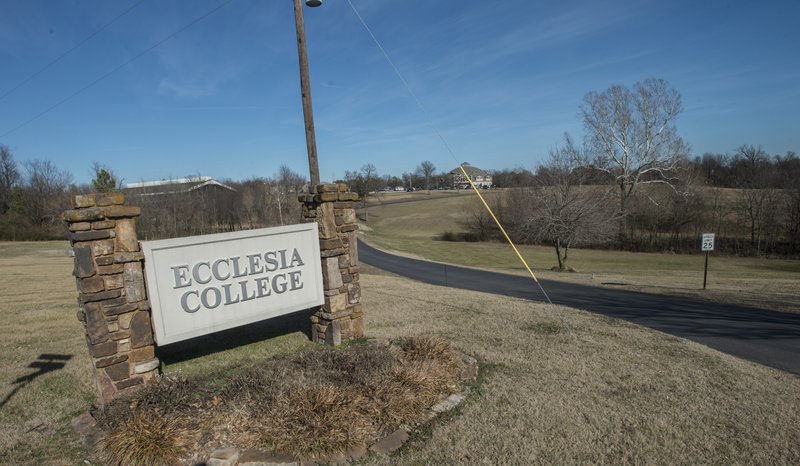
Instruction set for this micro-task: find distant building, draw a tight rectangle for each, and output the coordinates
[122,176,239,240]
[450,162,492,188]
[123,176,235,197]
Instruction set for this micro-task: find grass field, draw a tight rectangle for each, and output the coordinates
[359,191,800,313]
[361,267,800,464]
[1,241,799,464]
[0,242,94,464]
[0,241,320,464]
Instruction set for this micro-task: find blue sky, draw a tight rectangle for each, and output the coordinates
[1,0,798,185]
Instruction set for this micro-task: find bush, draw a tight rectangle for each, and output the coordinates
[438,231,481,242]
[94,336,467,462]
[102,413,193,466]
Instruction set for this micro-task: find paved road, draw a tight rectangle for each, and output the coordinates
[359,240,800,375]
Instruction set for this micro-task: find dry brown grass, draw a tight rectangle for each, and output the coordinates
[0,242,94,465]
[359,192,800,314]
[3,241,799,465]
[398,335,462,370]
[93,339,465,463]
[101,413,193,466]
[249,383,374,455]
[359,273,800,465]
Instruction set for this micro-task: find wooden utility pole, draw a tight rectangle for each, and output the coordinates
[293,0,320,187]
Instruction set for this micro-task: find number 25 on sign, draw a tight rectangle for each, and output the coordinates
[701,233,715,252]
[701,233,714,289]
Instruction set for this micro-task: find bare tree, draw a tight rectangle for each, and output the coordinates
[736,144,768,172]
[343,170,359,192]
[272,165,305,225]
[776,151,800,189]
[211,179,241,232]
[737,187,774,254]
[360,163,377,222]
[402,172,417,190]
[361,163,377,187]
[0,145,21,215]
[516,144,616,271]
[342,164,379,221]
[787,188,800,254]
[416,161,436,191]
[730,144,772,253]
[22,159,73,233]
[239,181,260,228]
[707,187,732,237]
[575,78,690,241]
[277,164,306,193]
[491,167,536,188]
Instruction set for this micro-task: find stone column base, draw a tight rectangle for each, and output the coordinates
[301,183,364,346]
[311,305,365,345]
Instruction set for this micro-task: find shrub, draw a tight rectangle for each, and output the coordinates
[102,412,192,466]
[95,336,466,462]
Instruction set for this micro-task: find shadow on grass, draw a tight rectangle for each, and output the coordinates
[156,308,315,366]
[1,353,73,408]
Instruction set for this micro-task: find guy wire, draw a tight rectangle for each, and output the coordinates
[345,0,572,336]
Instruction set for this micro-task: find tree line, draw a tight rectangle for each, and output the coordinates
[491,145,800,191]
[0,145,74,240]
[2,76,797,262]
[0,145,310,241]
[465,79,800,266]
[132,167,307,241]
[0,142,447,242]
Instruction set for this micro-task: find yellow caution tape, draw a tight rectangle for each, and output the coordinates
[459,165,540,284]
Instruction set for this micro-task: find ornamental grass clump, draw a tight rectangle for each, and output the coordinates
[363,336,463,429]
[102,412,193,466]
[398,335,463,381]
[94,336,466,464]
[364,361,441,429]
[250,383,376,456]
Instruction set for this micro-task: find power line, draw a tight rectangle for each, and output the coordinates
[345,0,572,335]
[0,0,237,139]
[0,0,146,102]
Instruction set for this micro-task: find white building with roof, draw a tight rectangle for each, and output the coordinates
[124,176,235,196]
[450,162,492,188]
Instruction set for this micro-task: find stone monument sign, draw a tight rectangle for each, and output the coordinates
[141,224,324,345]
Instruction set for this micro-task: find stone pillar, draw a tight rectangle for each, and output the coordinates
[62,193,158,404]
[300,183,364,345]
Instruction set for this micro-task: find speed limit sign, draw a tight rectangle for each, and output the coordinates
[701,233,715,289]
[701,233,715,252]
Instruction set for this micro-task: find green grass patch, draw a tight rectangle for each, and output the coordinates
[522,321,562,334]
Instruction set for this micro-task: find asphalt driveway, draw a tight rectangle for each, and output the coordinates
[359,240,800,375]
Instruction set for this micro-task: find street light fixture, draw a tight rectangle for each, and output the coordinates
[293,0,321,188]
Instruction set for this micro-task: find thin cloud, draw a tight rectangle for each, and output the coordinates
[157,79,216,100]
[417,2,644,83]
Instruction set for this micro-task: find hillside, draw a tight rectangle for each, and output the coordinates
[358,190,800,313]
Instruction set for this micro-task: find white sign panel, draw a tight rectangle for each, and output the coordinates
[701,233,715,252]
[141,224,323,345]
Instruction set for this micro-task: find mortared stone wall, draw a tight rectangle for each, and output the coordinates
[62,193,158,404]
[300,183,364,345]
